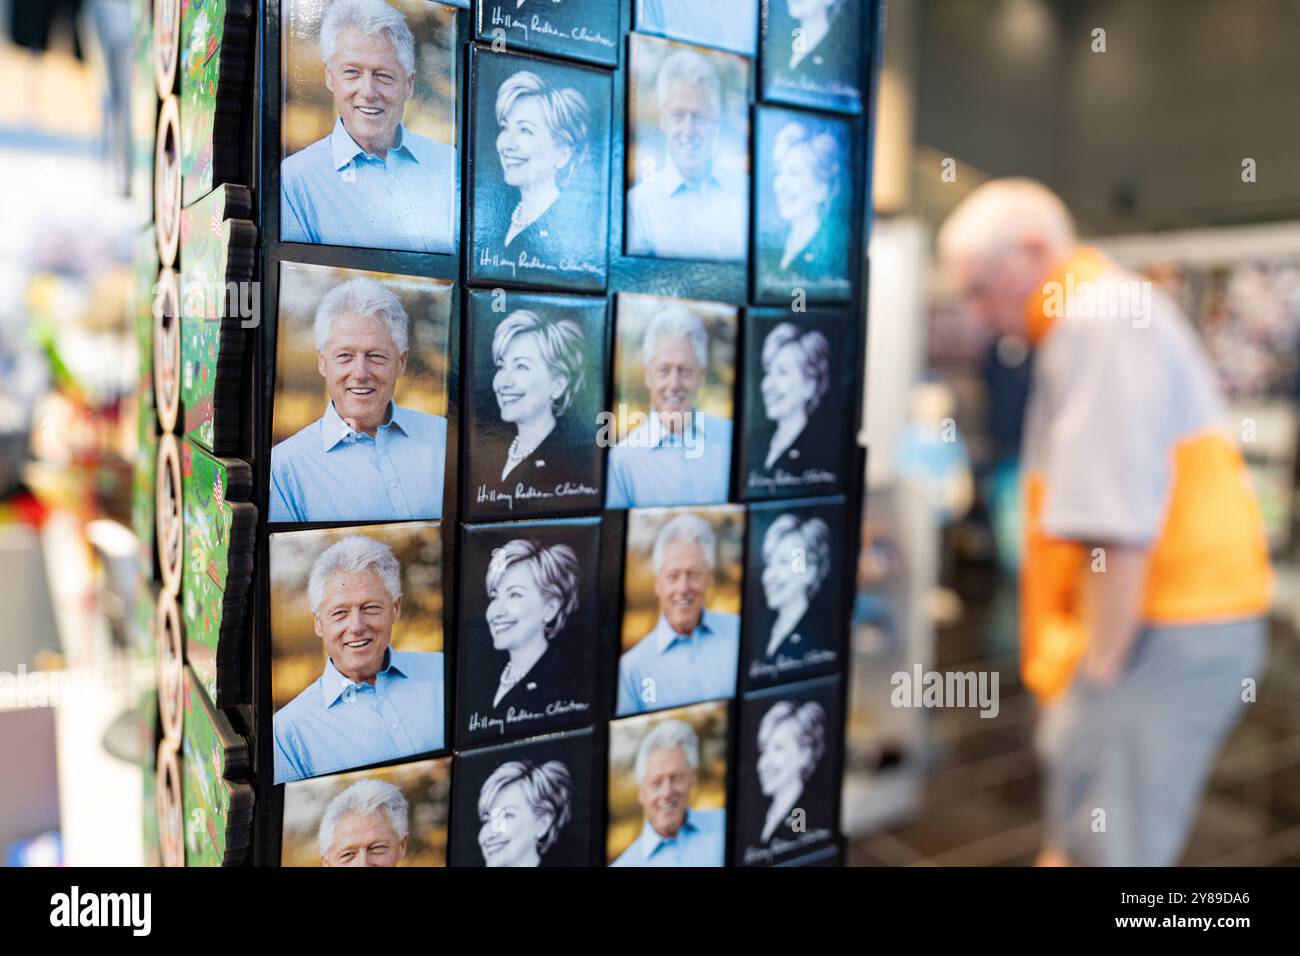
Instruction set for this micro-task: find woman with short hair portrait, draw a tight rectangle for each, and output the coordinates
[488,309,588,484]
[780,0,858,94]
[491,69,592,262]
[481,538,582,718]
[759,322,831,473]
[760,513,832,658]
[477,759,574,867]
[769,120,843,276]
[756,700,827,843]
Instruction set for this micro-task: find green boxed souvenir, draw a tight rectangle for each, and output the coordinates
[180,0,253,206]
[181,666,253,867]
[181,438,255,707]
[180,184,255,455]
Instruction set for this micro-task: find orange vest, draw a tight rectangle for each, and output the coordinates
[1021,248,1273,701]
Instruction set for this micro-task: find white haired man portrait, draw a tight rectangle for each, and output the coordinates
[318,779,411,866]
[270,275,447,522]
[274,535,445,783]
[605,303,734,508]
[625,42,748,261]
[616,513,740,715]
[611,718,725,866]
[281,0,456,253]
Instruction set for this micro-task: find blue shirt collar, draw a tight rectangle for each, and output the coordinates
[329,116,418,170]
[637,410,709,449]
[320,400,412,451]
[653,609,716,654]
[637,810,702,860]
[320,648,409,707]
[660,158,720,197]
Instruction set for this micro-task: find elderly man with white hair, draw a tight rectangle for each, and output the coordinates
[319,779,410,866]
[606,305,734,508]
[939,178,1271,867]
[625,46,747,261]
[274,535,445,783]
[270,276,447,522]
[611,718,725,866]
[281,0,455,252]
[616,513,739,715]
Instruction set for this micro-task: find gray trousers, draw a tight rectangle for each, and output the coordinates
[1035,617,1268,866]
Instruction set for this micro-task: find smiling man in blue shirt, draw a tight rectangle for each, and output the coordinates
[618,513,739,714]
[275,535,445,784]
[611,718,725,866]
[606,305,734,509]
[270,276,446,523]
[625,47,748,262]
[281,0,455,253]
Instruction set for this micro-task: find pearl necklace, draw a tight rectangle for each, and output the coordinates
[498,661,519,689]
[511,202,542,229]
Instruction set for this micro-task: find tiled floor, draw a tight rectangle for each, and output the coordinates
[848,565,1300,867]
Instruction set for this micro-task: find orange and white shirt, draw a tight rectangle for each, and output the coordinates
[1019,247,1272,700]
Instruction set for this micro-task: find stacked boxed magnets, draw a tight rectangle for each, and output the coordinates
[123,0,888,867]
[131,0,259,866]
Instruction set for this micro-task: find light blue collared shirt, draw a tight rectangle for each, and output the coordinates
[610,807,726,867]
[638,0,758,55]
[274,649,445,784]
[616,608,740,714]
[270,401,446,523]
[605,411,733,509]
[626,158,748,261]
[281,117,456,253]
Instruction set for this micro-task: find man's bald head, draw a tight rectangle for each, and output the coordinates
[938,178,1077,336]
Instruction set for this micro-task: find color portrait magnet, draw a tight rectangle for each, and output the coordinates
[280,0,461,254]
[606,293,737,510]
[617,504,744,716]
[624,33,751,262]
[271,261,453,525]
[606,700,729,867]
[270,522,447,785]
[280,756,452,866]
